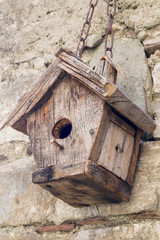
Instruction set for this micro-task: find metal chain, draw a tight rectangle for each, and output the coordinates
[104,0,117,57]
[75,0,99,58]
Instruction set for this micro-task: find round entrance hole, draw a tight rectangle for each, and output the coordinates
[52,118,72,139]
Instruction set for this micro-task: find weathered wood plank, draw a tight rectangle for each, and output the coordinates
[110,111,135,136]
[0,58,64,134]
[85,160,130,202]
[100,55,127,81]
[143,37,160,56]
[126,129,142,185]
[104,84,156,134]
[32,162,86,184]
[89,104,110,163]
[98,121,134,181]
[33,160,130,207]
[55,47,108,86]
[95,58,117,85]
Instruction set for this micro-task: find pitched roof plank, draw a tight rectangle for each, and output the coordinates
[56,48,108,86]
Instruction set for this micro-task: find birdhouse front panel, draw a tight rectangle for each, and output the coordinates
[27,75,105,168]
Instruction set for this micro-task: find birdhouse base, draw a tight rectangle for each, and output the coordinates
[32,160,131,207]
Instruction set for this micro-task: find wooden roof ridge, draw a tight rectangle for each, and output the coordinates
[0,47,156,134]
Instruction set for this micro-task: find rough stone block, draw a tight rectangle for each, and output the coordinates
[0,157,56,226]
[69,221,160,240]
[0,230,69,240]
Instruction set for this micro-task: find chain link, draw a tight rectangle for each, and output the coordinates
[104,0,117,57]
[75,0,99,58]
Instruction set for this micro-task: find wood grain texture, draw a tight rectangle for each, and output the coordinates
[89,104,110,163]
[110,111,135,136]
[27,75,104,168]
[100,55,127,81]
[104,84,156,134]
[85,160,130,201]
[55,47,108,86]
[126,129,142,185]
[32,162,85,184]
[0,58,64,134]
[56,48,155,134]
[33,160,130,207]
[98,121,134,181]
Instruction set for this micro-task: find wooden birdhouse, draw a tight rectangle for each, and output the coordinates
[0,47,156,207]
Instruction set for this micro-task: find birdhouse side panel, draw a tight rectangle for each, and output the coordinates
[98,115,135,182]
[27,75,104,168]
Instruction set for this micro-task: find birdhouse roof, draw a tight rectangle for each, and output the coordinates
[0,47,156,134]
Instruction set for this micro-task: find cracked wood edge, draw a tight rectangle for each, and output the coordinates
[104,84,156,134]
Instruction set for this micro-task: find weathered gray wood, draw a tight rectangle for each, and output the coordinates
[126,129,142,185]
[0,59,64,134]
[104,84,155,134]
[143,37,160,56]
[100,55,127,81]
[55,47,108,86]
[27,75,104,168]
[85,160,130,201]
[110,111,135,136]
[33,162,85,183]
[33,160,130,207]
[89,104,111,163]
[98,121,134,181]
[95,59,117,85]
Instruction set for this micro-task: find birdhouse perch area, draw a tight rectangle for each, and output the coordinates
[0,47,156,207]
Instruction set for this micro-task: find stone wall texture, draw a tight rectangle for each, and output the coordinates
[0,0,160,239]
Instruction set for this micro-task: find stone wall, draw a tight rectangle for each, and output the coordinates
[0,0,160,239]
